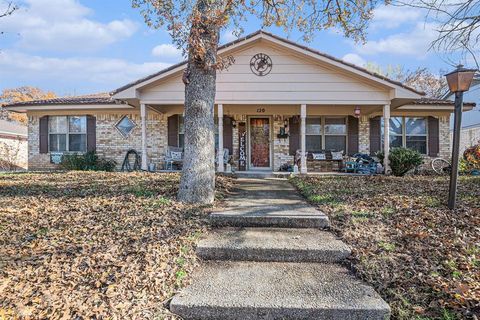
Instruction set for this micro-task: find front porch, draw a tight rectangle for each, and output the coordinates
[139,103,413,174]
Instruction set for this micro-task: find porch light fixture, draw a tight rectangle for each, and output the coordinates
[232,120,237,128]
[354,106,361,118]
[445,64,477,209]
[283,119,288,128]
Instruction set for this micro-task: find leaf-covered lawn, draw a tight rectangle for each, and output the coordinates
[291,175,479,320]
[0,172,233,319]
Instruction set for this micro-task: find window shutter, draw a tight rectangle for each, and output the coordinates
[347,116,359,155]
[289,117,300,156]
[39,116,49,154]
[428,116,440,157]
[223,116,233,154]
[168,114,179,147]
[369,116,381,155]
[86,115,96,152]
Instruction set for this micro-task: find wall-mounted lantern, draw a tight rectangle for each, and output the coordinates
[354,106,361,118]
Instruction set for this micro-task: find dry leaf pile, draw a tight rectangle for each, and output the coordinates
[0,171,234,319]
[291,175,479,320]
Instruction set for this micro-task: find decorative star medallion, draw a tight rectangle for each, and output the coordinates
[250,53,272,76]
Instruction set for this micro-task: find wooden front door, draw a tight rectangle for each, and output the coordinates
[249,117,271,169]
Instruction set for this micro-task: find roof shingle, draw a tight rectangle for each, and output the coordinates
[4,93,114,107]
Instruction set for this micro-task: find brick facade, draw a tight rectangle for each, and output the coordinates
[96,113,167,169]
[273,116,294,171]
[359,116,370,154]
[27,112,167,171]
[27,112,453,172]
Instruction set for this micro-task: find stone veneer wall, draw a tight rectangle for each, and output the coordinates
[27,112,167,171]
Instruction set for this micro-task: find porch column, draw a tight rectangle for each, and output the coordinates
[383,104,391,174]
[140,103,148,171]
[300,104,307,174]
[217,104,224,172]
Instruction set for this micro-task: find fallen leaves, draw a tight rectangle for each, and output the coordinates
[0,171,234,319]
[291,175,480,320]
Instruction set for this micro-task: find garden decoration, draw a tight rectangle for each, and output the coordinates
[431,158,452,175]
[463,143,480,175]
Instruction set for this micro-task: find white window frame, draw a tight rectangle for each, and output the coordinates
[48,116,87,153]
[305,116,348,151]
[383,117,428,155]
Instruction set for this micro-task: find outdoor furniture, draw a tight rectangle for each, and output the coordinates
[164,146,183,170]
[344,161,358,173]
[216,148,232,170]
[295,149,345,172]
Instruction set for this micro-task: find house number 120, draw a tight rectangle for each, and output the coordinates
[256,108,265,113]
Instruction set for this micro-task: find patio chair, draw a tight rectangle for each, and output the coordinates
[164,146,183,170]
[215,148,231,169]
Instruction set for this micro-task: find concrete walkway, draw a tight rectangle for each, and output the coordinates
[170,178,390,319]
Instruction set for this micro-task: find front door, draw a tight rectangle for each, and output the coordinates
[248,117,271,170]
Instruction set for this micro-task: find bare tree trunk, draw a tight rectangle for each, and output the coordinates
[178,0,220,204]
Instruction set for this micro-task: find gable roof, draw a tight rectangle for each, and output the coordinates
[112,30,424,97]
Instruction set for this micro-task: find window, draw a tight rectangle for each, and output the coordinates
[306,117,322,150]
[49,116,87,152]
[305,117,347,152]
[116,116,136,137]
[382,117,427,154]
[324,117,346,151]
[406,117,427,154]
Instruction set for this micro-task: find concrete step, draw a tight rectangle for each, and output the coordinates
[197,228,350,263]
[210,212,330,228]
[170,261,390,320]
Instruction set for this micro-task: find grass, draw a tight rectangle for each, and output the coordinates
[290,175,479,320]
[0,171,233,320]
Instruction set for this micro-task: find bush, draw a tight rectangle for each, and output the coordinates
[60,151,117,172]
[376,147,423,176]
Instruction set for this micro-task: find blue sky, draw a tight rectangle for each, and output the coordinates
[0,0,466,96]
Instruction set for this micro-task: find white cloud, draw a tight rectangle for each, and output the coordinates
[0,50,171,88]
[0,0,137,52]
[151,44,182,59]
[370,5,423,29]
[221,29,238,43]
[342,53,366,67]
[356,22,439,57]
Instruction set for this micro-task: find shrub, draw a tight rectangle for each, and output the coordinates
[60,151,117,172]
[376,147,423,176]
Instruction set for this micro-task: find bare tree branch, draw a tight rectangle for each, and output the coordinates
[395,0,480,68]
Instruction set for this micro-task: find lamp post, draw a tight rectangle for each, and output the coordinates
[445,65,477,209]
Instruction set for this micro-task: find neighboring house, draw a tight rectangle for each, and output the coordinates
[452,123,480,154]
[447,77,480,153]
[0,119,28,170]
[4,31,476,172]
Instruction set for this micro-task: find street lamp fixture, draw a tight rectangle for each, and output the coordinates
[445,65,477,209]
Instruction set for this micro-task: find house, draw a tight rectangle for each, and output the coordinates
[0,119,28,170]
[4,31,476,173]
